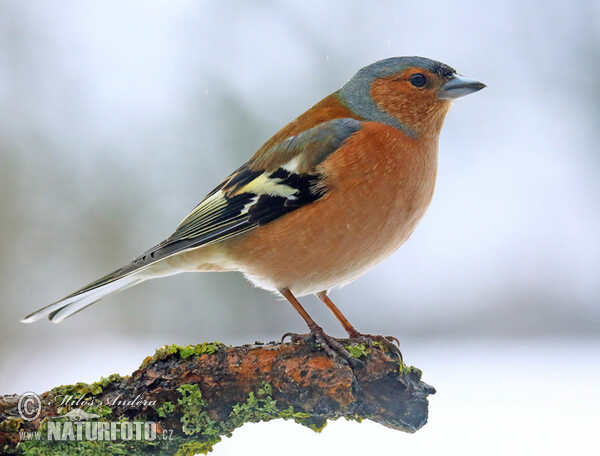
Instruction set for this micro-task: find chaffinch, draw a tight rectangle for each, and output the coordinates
[22,56,484,361]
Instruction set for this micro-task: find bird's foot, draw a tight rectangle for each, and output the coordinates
[282,325,363,368]
[348,332,403,362]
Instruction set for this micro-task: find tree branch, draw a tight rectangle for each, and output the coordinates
[0,340,435,455]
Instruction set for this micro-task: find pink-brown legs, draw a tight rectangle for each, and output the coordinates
[316,291,402,361]
[280,288,359,366]
[316,291,360,338]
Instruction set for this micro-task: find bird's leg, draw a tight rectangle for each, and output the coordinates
[316,291,403,361]
[279,288,360,366]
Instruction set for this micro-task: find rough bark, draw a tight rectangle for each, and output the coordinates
[0,340,435,455]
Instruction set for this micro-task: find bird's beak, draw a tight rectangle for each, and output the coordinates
[439,74,486,99]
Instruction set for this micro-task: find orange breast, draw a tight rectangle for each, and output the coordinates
[222,122,439,295]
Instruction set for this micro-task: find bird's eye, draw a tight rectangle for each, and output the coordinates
[409,73,427,87]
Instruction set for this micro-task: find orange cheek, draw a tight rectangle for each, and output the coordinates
[369,74,451,136]
[371,79,432,124]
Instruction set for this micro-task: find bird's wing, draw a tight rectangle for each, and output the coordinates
[136,117,363,260]
[71,118,362,290]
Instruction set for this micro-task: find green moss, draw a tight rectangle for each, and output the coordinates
[174,440,214,456]
[168,381,326,454]
[140,342,225,369]
[371,340,384,350]
[229,384,277,425]
[398,362,422,379]
[21,431,221,456]
[91,374,126,395]
[50,373,127,400]
[177,385,217,438]
[176,383,222,451]
[178,343,223,359]
[227,382,324,432]
[345,343,372,358]
[50,382,90,398]
[20,440,146,456]
[156,401,175,418]
[85,404,113,420]
[398,361,423,381]
[0,417,22,433]
[20,438,199,456]
[344,414,365,424]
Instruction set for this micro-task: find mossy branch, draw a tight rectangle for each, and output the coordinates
[0,340,435,455]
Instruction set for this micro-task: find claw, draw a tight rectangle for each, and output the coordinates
[386,335,400,347]
[281,328,364,368]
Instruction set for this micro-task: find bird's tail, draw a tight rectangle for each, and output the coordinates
[21,229,222,324]
[21,268,147,324]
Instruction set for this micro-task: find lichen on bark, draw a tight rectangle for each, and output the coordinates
[0,340,435,455]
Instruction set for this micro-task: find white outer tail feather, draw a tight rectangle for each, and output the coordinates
[21,242,212,324]
[21,275,146,324]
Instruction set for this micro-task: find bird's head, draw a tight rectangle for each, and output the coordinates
[338,56,485,139]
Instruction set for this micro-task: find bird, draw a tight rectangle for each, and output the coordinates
[22,56,485,362]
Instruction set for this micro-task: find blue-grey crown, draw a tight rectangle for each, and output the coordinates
[338,56,456,139]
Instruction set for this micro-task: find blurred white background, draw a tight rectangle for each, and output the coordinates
[1,1,598,455]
